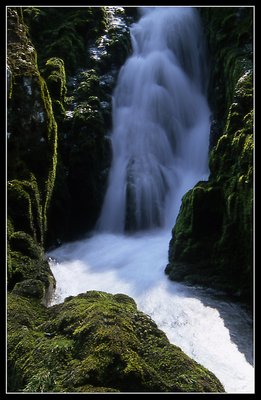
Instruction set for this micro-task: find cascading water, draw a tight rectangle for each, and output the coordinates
[48,7,254,393]
[97,7,210,232]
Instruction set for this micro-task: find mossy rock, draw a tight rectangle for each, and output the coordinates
[9,231,44,259]
[7,8,58,242]
[7,177,43,244]
[7,229,55,303]
[16,6,133,243]
[200,7,253,139]
[12,279,45,301]
[43,58,67,100]
[23,7,108,75]
[74,70,102,101]
[167,8,253,304]
[7,291,224,393]
[7,249,55,294]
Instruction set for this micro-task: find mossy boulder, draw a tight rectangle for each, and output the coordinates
[7,176,43,244]
[7,291,224,393]
[7,229,55,304]
[12,279,46,301]
[9,230,44,259]
[166,8,253,304]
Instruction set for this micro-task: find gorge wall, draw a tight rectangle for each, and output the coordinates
[7,6,135,297]
[165,7,253,305]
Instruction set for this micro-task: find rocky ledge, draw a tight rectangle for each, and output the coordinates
[7,290,224,393]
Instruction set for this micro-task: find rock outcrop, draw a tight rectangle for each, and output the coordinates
[8,291,224,393]
[165,7,253,304]
[7,7,56,299]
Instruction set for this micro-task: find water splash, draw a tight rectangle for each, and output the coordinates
[48,230,254,393]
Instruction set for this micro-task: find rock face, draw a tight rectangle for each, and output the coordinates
[7,291,224,393]
[7,5,133,295]
[7,7,56,299]
[165,7,253,304]
[21,6,133,244]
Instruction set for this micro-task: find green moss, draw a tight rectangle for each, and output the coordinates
[8,249,54,292]
[17,6,133,243]
[7,8,38,78]
[23,369,55,393]
[167,9,253,302]
[9,231,44,259]
[43,57,67,102]
[200,7,252,140]
[23,7,108,75]
[13,279,45,300]
[8,291,224,393]
[8,176,43,244]
[75,70,101,100]
[7,229,55,299]
[101,23,131,69]
[38,75,58,236]
[7,8,58,245]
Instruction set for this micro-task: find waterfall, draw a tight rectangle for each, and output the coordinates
[97,7,210,232]
[48,7,254,393]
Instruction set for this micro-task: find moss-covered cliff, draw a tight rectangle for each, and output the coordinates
[8,290,224,393]
[22,6,133,245]
[7,6,134,291]
[165,7,253,304]
[7,7,56,300]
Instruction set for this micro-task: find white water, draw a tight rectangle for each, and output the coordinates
[48,7,254,393]
[48,231,254,393]
[96,7,210,232]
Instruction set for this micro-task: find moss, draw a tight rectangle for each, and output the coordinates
[23,7,108,75]
[9,231,44,259]
[58,68,111,238]
[43,58,67,104]
[8,249,54,291]
[7,65,13,99]
[7,7,38,78]
[7,219,15,280]
[38,75,58,236]
[7,229,55,300]
[225,70,253,137]
[7,8,58,245]
[13,279,45,300]
[16,7,133,244]
[7,291,224,393]
[7,293,50,391]
[167,8,253,303]
[200,7,253,146]
[7,176,43,244]
[75,70,102,100]
[23,369,56,392]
